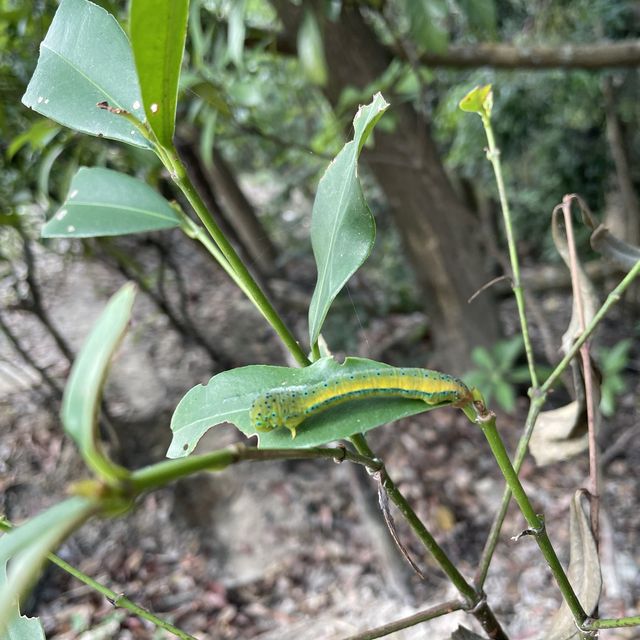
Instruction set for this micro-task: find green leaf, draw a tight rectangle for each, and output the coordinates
[0,213,21,228]
[169,356,450,456]
[459,84,493,117]
[494,379,516,413]
[1,561,45,640]
[0,498,96,635]
[41,167,181,238]
[227,0,246,67]
[22,0,150,149]
[494,336,524,370]
[470,346,494,370]
[188,80,233,117]
[457,0,497,38]
[61,283,136,481]
[403,0,449,54]
[308,93,389,346]
[297,9,328,86]
[7,120,61,160]
[129,0,189,147]
[601,338,632,371]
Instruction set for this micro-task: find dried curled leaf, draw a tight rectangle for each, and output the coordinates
[539,491,601,640]
[451,626,485,639]
[529,201,602,465]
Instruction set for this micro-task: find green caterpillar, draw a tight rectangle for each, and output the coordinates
[250,367,473,437]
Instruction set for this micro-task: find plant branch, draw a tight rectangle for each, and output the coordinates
[541,258,640,394]
[129,444,380,494]
[584,615,640,630]
[349,435,508,640]
[476,256,640,588]
[478,411,588,626]
[163,144,310,366]
[474,398,543,587]
[412,40,640,70]
[481,111,538,389]
[557,195,600,543]
[341,599,463,640]
[0,520,196,640]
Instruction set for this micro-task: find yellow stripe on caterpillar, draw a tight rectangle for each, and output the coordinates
[250,367,472,437]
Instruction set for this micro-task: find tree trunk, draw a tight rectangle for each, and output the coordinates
[273,3,499,371]
[602,77,640,245]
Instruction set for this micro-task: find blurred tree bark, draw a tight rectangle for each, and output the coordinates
[273,2,499,371]
[602,77,640,246]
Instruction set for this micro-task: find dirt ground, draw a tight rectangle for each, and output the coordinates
[1,235,639,640]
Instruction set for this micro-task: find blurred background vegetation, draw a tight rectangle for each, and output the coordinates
[2,0,639,395]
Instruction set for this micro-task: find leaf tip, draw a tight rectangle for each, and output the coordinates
[459,84,493,117]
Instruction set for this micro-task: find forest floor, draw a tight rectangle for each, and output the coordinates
[1,233,639,640]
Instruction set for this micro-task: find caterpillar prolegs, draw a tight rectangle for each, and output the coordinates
[250,367,474,437]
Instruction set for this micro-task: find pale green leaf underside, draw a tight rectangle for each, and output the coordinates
[169,356,447,457]
[22,0,150,149]
[61,283,136,480]
[1,560,45,640]
[130,0,189,146]
[308,92,389,346]
[42,167,180,238]
[0,498,95,635]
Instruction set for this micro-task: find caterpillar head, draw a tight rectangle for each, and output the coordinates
[250,389,304,437]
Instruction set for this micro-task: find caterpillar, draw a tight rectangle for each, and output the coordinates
[250,367,473,437]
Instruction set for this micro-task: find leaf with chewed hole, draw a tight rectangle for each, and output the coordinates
[41,168,180,238]
[22,0,150,149]
[1,558,46,640]
[169,356,455,457]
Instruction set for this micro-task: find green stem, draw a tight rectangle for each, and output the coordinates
[348,435,473,598]
[481,113,538,389]
[476,259,640,589]
[584,615,640,629]
[349,436,508,640]
[341,599,463,640]
[541,258,640,394]
[479,415,588,626]
[474,398,543,587]
[129,444,380,494]
[163,144,310,367]
[0,521,196,640]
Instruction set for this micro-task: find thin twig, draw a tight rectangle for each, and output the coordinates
[17,226,74,364]
[341,599,463,640]
[475,258,640,588]
[557,194,600,544]
[481,110,539,389]
[0,309,62,399]
[348,435,508,640]
[375,473,425,580]
[0,519,197,640]
[467,274,512,303]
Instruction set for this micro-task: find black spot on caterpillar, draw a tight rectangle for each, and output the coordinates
[250,367,473,437]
